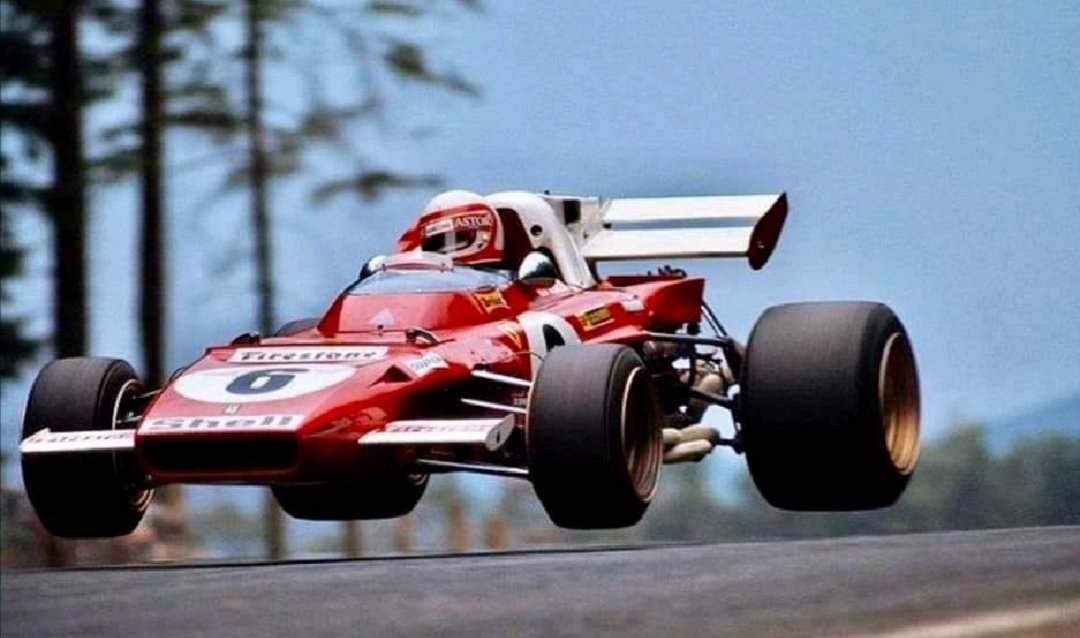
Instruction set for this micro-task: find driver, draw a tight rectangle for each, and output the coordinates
[395,190,532,272]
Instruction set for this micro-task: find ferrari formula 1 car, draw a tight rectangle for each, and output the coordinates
[20,189,921,535]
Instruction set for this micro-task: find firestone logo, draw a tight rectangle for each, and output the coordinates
[228,347,387,364]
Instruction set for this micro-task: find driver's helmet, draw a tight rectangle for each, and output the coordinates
[396,190,505,266]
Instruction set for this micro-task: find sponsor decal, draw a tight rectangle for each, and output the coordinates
[142,414,302,432]
[423,212,493,237]
[325,407,387,433]
[497,322,524,349]
[423,218,455,236]
[473,290,508,312]
[328,416,354,431]
[404,352,449,377]
[452,212,493,229]
[174,365,354,404]
[577,305,614,330]
[21,428,136,454]
[348,407,387,429]
[384,421,492,434]
[229,346,387,364]
[24,429,129,444]
[359,415,514,451]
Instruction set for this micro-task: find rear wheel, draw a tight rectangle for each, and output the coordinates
[21,358,153,537]
[527,344,663,529]
[272,474,428,521]
[739,301,920,510]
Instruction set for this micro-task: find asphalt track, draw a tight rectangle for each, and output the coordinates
[2,527,1078,638]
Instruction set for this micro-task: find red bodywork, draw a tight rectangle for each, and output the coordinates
[135,273,704,486]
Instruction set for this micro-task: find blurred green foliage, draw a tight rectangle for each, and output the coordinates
[642,424,1080,542]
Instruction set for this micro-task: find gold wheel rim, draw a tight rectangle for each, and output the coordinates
[113,379,154,511]
[879,332,921,474]
[621,367,661,501]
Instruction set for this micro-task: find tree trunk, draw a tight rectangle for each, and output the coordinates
[45,0,85,569]
[139,0,188,560]
[243,0,284,561]
[139,0,165,389]
[50,2,86,361]
[245,1,273,336]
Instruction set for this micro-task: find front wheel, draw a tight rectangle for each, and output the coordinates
[21,358,153,537]
[739,302,921,511]
[527,344,663,529]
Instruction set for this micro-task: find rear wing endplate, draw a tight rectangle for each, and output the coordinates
[546,193,788,270]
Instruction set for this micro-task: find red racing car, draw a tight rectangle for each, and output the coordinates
[20,189,921,535]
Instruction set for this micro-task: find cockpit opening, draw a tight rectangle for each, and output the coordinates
[349,251,510,295]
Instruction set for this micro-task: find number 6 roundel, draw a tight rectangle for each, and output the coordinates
[517,311,581,379]
[174,365,354,403]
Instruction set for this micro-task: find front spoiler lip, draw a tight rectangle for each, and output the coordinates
[136,430,304,484]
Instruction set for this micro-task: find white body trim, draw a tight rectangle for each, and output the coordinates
[600,194,781,223]
[358,415,514,451]
[542,192,789,270]
[517,310,581,378]
[20,428,135,455]
[485,191,597,288]
[581,226,755,261]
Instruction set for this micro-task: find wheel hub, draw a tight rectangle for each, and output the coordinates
[879,332,920,475]
[622,368,662,501]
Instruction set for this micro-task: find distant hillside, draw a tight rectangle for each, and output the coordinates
[984,391,1080,451]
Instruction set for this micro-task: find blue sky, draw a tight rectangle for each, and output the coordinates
[3,2,1078,488]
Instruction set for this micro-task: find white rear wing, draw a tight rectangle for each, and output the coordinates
[543,193,788,270]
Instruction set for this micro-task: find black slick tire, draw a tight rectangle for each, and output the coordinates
[527,344,663,529]
[21,358,153,538]
[740,301,921,511]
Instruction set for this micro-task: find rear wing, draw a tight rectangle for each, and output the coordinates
[542,193,788,270]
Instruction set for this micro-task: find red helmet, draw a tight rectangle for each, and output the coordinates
[397,190,505,265]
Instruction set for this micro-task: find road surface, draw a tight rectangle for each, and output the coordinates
[2,527,1078,637]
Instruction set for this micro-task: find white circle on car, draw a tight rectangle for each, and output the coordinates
[518,311,581,379]
[174,365,354,403]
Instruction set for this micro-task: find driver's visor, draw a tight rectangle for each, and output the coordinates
[422,219,476,254]
[421,210,494,256]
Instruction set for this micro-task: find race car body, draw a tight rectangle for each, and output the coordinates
[21,190,921,535]
[129,263,702,485]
